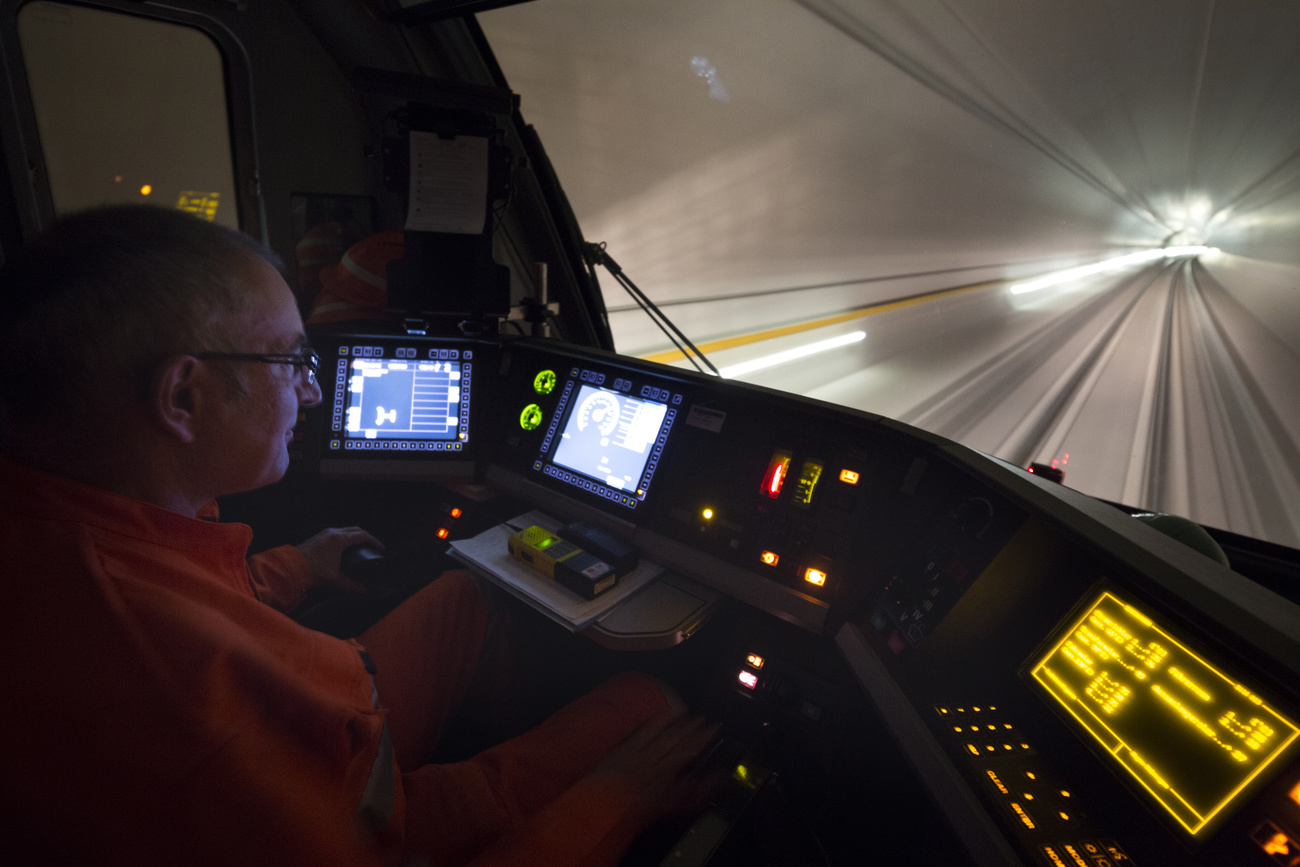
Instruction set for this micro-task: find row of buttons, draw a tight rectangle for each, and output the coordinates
[540,465,639,508]
[1040,839,1131,866]
[340,346,468,360]
[335,440,464,451]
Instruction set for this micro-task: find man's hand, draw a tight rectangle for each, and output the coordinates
[588,709,722,827]
[295,526,383,594]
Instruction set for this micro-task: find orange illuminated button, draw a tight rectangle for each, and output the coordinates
[838,469,860,484]
[760,550,779,567]
[449,507,463,519]
[804,567,827,587]
[436,527,449,539]
[746,653,765,670]
[1292,779,1300,807]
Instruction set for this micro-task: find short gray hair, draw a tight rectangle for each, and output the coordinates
[0,205,283,431]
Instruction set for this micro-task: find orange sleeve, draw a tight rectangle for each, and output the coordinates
[247,544,313,612]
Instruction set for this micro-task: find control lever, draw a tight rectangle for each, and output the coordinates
[340,544,402,595]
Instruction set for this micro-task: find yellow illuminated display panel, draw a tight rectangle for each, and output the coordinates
[1030,591,1299,835]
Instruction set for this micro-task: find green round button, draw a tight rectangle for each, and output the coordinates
[520,403,544,431]
[533,369,557,395]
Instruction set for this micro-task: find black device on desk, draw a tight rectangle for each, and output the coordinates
[558,522,639,576]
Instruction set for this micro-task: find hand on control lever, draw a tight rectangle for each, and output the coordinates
[295,526,383,594]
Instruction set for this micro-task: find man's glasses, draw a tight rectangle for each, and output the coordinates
[194,349,320,385]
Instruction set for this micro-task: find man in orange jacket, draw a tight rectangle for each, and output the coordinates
[0,206,713,866]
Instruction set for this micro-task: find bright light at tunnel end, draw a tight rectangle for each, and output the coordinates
[1009,246,1219,295]
[719,331,866,379]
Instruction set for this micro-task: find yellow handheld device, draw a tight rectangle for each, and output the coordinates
[507,525,618,599]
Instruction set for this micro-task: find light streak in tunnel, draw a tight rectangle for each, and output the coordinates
[718,331,865,379]
[1009,250,1165,295]
[1008,247,1217,296]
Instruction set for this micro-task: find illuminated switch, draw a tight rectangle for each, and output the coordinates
[1059,843,1086,866]
[737,670,758,690]
[984,769,1008,794]
[1008,802,1036,830]
[745,653,765,670]
[1098,839,1133,863]
[759,550,779,567]
[1039,846,1069,867]
[838,468,860,485]
[804,567,828,587]
[934,705,950,716]
[1253,821,1298,861]
[963,743,980,757]
[1292,779,1300,807]
[449,507,463,519]
[436,527,449,539]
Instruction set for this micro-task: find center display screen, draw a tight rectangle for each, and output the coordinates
[1029,590,1299,835]
[536,375,680,510]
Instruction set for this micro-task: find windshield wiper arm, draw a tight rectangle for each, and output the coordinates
[582,242,720,377]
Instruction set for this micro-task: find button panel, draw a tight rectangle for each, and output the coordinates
[934,702,1136,865]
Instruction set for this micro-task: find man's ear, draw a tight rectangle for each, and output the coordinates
[152,355,205,444]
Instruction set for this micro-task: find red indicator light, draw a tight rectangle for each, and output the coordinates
[738,670,758,690]
[760,450,792,499]
[804,568,827,587]
[450,507,463,519]
[746,653,765,670]
[436,527,449,539]
[839,469,860,484]
[760,550,779,567]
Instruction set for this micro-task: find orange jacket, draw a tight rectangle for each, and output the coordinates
[0,459,666,867]
[0,458,390,866]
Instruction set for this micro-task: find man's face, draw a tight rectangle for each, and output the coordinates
[204,256,321,495]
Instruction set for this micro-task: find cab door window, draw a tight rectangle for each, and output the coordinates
[17,1,238,226]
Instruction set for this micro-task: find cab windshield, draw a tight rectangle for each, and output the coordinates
[479,0,1300,550]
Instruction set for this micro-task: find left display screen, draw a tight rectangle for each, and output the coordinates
[324,341,472,455]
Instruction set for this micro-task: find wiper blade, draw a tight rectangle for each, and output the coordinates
[582,242,720,377]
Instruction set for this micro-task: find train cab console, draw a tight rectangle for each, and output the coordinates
[236,328,1300,866]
